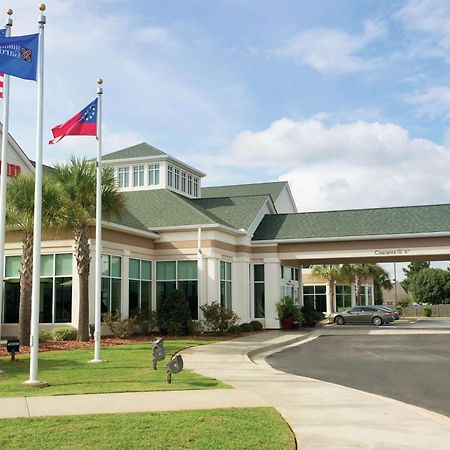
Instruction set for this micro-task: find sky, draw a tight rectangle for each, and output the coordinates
[2,0,450,277]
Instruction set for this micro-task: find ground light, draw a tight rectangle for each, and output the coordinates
[166,354,183,384]
[152,337,165,370]
[6,339,19,361]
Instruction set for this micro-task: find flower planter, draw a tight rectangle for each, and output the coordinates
[281,316,293,330]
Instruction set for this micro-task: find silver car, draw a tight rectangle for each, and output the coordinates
[332,306,395,326]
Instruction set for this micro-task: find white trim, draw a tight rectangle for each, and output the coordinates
[102,221,160,239]
[253,231,450,245]
[148,223,248,235]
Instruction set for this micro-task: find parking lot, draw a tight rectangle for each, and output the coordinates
[267,330,450,417]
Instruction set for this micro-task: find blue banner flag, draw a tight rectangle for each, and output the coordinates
[0,29,5,38]
[0,34,39,81]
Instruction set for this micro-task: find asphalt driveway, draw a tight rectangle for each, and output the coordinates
[267,334,450,417]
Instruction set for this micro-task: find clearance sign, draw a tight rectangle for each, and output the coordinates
[0,162,21,177]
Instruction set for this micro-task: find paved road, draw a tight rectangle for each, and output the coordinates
[267,334,450,417]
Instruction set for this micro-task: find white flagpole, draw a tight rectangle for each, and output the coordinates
[25,4,47,387]
[0,9,13,350]
[90,79,104,363]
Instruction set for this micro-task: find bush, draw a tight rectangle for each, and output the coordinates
[409,268,450,304]
[102,310,157,338]
[249,320,263,331]
[276,297,303,323]
[227,325,241,334]
[424,307,432,317]
[52,327,77,341]
[39,330,53,343]
[200,302,239,335]
[301,306,324,327]
[239,322,253,333]
[157,289,192,336]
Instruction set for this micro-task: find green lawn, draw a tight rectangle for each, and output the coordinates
[0,408,295,449]
[0,340,227,397]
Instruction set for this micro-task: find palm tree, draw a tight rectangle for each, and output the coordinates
[370,264,393,304]
[6,174,65,345]
[51,158,124,341]
[311,265,345,313]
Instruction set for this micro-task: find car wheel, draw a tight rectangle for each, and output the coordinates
[372,316,382,326]
[335,316,345,325]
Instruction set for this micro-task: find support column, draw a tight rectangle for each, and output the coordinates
[122,252,130,319]
[264,258,281,328]
[298,264,303,306]
[206,255,220,305]
[232,257,250,322]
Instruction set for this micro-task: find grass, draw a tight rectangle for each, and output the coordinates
[0,408,295,449]
[0,340,227,397]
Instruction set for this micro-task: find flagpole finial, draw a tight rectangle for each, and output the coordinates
[39,3,46,11]
[7,8,13,15]
[97,78,103,85]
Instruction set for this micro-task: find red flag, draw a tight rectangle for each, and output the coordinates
[49,99,97,144]
[0,72,4,98]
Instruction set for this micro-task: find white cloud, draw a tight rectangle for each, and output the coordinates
[274,20,387,74]
[403,85,450,120]
[224,117,450,211]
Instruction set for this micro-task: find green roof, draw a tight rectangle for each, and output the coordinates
[201,181,287,201]
[253,204,450,241]
[109,190,270,232]
[103,142,166,161]
[191,195,270,230]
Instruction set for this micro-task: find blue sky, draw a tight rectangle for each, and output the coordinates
[4,0,450,215]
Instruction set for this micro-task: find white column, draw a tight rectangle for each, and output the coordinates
[232,257,250,322]
[197,228,206,316]
[122,251,130,319]
[206,255,220,304]
[298,264,304,306]
[264,258,281,328]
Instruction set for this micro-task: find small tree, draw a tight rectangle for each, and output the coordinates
[200,302,239,334]
[157,289,192,335]
[409,268,450,304]
[402,261,430,293]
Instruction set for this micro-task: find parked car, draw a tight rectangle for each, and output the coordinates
[374,305,400,320]
[331,306,395,326]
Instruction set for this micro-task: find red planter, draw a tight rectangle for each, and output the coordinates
[281,316,293,330]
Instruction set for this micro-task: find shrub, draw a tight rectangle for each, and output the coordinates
[424,307,432,317]
[200,302,239,335]
[301,306,324,327]
[157,289,192,336]
[52,327,77,341]
[227,325,241,334]
[239,322,253,333]
[39,330,53,343]
[275,297,303,323]
[102,310,157,338]
[249,320,263,331]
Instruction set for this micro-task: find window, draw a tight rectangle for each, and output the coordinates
[181,171,186,192]
[129,258,152,316]
[118,167,129,188]
[360,285,373,306]
[303,285,327,312]
[193,178,199,197]
[4,254,73,324]
[167,165,173,187]
[156,261,198,319]
[174,168,180,190]
[220,261,232,310]
[148,164,160,185]
[187,174,192,195]
[133,165,144,187]
[101,255,121,316]
[253,264,265,318]
[336,285,352,311]
[281,266,297,281]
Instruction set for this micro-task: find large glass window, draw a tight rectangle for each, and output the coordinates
[4,254,73,324]
[303,285,327,312]
[149,163,160,185]
[156,260,198,319]
[118,167,129,188]
[101,255,121,316]
[129,258,152,316]
[360,286,373,306]
[193,178,199,197]
[336,285,352,311]
[253,264,265,318]
[187,174,192,195]
[133,165,144,187]
[181,171,186,192]
[220,261,232,310]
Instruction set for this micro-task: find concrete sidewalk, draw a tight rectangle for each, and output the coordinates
[181,330,450,450]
